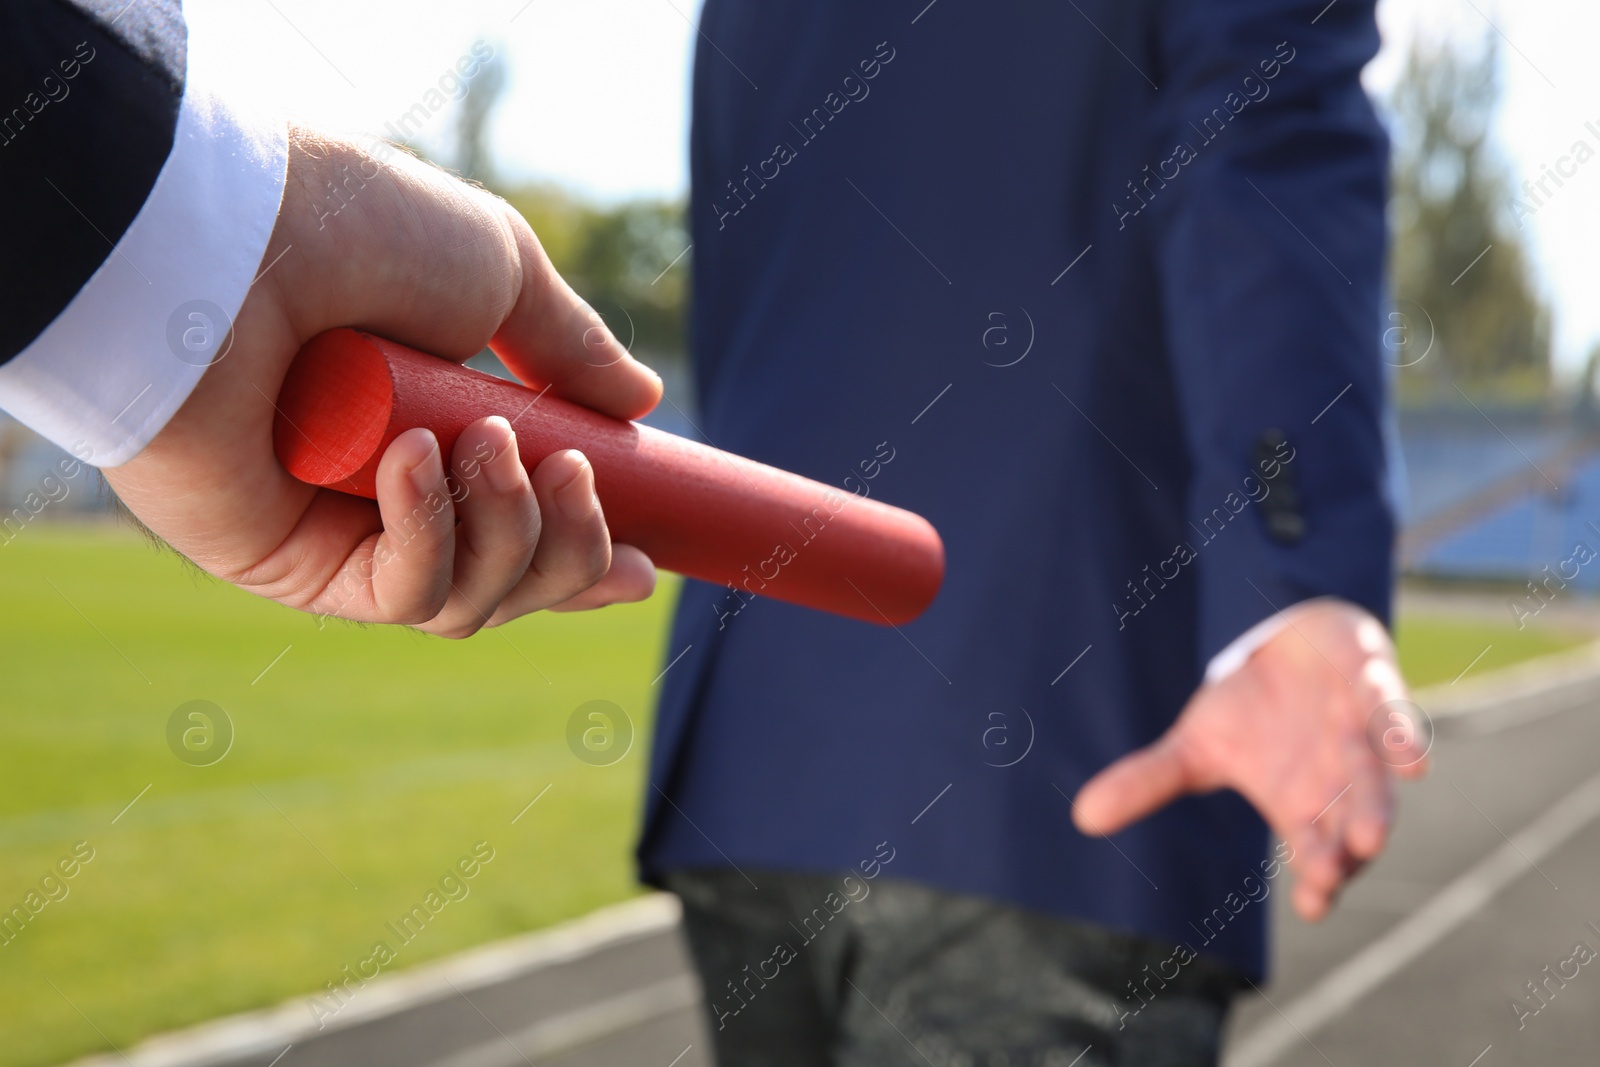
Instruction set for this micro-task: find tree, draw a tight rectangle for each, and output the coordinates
[1388,32,1549,386]
[454,45,506,186]
[445,39,690,362]
[499,186,690,360]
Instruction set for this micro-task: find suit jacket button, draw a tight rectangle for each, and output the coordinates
[1254,430,1304,546]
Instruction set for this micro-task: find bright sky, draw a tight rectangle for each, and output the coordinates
[1367,0,1600,378]
[194,0,1600,376]
[192,0,697,200]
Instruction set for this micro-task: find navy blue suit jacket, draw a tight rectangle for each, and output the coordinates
[640,0,1393,979]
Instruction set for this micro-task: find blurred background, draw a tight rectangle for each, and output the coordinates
[6,1,1600,1064]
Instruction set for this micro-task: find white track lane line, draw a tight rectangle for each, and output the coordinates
[1226,770,1600,1067]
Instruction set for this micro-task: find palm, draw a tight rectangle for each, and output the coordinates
[1074,601,1425,921]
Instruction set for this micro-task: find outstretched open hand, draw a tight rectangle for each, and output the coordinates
[105,128,663,636]
[1073,600,1427,921]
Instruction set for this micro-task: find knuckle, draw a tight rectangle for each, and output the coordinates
[525,507,544,553]
[545,549,608,607]
[579,539,612,589]
[432,618,485,640]
[394,588,451,627]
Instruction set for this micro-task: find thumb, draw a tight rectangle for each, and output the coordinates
[490,210,663,421]
[1072,735,1193,837]
[272,132,661,419]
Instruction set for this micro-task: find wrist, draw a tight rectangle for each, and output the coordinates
[1207,598,1391,687]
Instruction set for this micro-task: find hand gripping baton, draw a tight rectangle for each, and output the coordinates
[272,329,945,625]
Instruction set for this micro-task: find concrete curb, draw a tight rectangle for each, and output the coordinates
[57,894,682,1067]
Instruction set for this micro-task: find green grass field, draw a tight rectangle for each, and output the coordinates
[1393,611,1590,688]
[0,527,676,1066]
[0,528,1591,1065]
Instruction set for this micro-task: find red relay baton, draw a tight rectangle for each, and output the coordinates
[272,329,945,625]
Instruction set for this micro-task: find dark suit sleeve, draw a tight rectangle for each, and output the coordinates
[0,0,286,466]
[0,0,186,362]
[1150,0,1395,667]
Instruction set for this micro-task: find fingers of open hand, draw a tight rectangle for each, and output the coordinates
[1288,826,1346,923]
[1293,641,1415,910]
[1341,736,1396,861]
[1288,801,1386,922]
[1286,727,1397,922]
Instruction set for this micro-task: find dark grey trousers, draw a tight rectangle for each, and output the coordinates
[664,869,1245,1067]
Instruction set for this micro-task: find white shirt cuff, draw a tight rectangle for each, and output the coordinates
[1203,597,1343,686]
[0,14,287,467]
